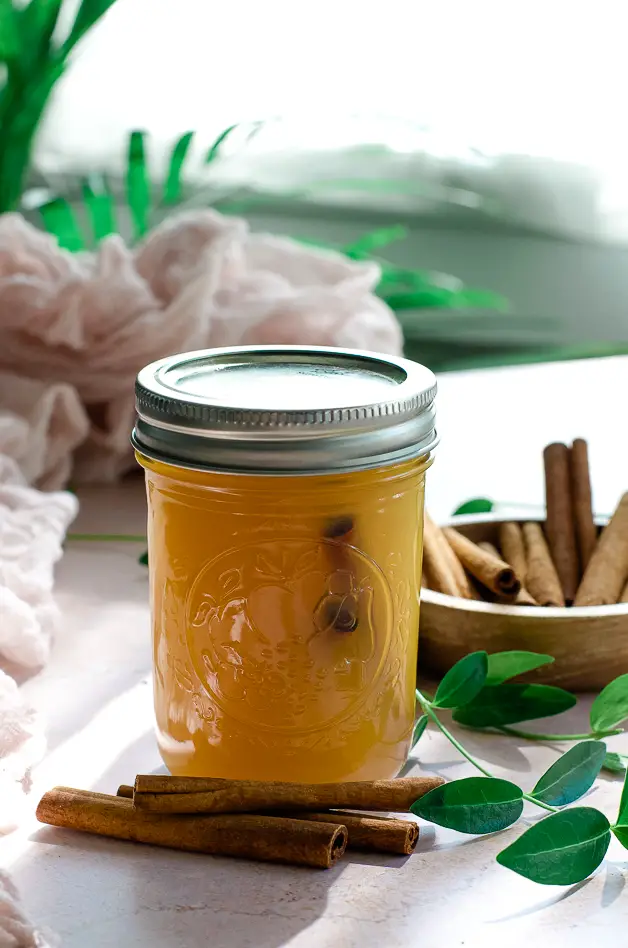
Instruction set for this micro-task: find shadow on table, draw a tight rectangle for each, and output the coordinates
[25,822,412,948]
[409,730,534,778]
[489,877,593,922]
[27,725,417,947]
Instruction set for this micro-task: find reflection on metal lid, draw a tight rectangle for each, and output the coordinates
[170,356,405,411]
[133,345,437,474]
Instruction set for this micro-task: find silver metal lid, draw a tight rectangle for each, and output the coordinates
[132,346,437,474]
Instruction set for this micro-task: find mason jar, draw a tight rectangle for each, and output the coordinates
[132,346,437,782]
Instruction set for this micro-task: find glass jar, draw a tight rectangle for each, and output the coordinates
[133,346,437,782]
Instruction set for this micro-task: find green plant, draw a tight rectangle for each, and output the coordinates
[36,135,508,318]
[453,498,494,516]
[299,225,508,315]
[0,0,119,214]
[36,125,257,251]
[412,649,628,884]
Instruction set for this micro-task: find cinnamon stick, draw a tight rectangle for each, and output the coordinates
[423,513,474,598]
[511,587,539,607]
[116,785,418,855]
[478,541,501,558]
[499,522,527,580]
[280,811,419,855]
[440,525,478,600]
[485,529,538,606]
[475,542,501,599]
[37,788,347,869]
[570,439,598,571]
[442,528,520,599]
[322,516,359,632]
[135,776,232,793]
[522,522,565,607]
[544,443,579,603]
[132,775,444,815]
[574,493,628,606]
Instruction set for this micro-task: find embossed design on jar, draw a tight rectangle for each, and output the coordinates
[185,538,393,733]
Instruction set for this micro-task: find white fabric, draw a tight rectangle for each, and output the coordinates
[0,208,401,484]
[0,377,88,492]
[0,457,77,829]
[0,458,75,944]
[0,870,55,946]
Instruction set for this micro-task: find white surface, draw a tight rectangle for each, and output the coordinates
[429,354,628,521]
[3,357,628,947]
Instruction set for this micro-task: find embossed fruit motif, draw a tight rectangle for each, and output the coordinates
[186,538,392,731]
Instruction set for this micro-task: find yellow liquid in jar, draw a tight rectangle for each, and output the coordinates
[139,454,430,782]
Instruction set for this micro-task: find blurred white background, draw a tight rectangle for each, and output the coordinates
[36,0,628,242]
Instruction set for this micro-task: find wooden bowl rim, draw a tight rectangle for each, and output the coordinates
[421,511,628,620]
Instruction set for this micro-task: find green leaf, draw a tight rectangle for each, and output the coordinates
[82,174,116,244]
[486,651,555,686]
[497,808,610,885]
[383,288,456,310]
[0,61,63,211]
[377,266,438,292]
[618,769,628,824]
[0,0,19,60]
[602,751,626,775]
[343,225,407,259]
[163,131,194,205]
[411,776,523,834]
[453,498,494,516]
[16,0,62,65]
[612,825,628,850]
[138,550,148,566]
[531,741,606,807]
[63,0,118,53]
[433,651,488,710]
[453,683,577,728]
[126,130,150,241]
[590,674,628,732]
[38,198,85,251]
[205,124,239,164]
[411,714,428,749]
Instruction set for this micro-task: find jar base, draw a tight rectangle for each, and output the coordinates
[157,741,411,784]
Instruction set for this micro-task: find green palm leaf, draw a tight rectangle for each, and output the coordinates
[205,124,238,164]
[38,197,85,251]
[126,130,151,241]
[205,121,261,165]
[15,0,63,68]
[82,173,116,243]
[163,131,194,205]
[0,0,19,61]
[63,0,118,53]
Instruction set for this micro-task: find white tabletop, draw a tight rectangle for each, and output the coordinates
[4,356,628,947]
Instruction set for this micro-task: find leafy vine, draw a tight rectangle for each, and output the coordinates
[411,650,628,885]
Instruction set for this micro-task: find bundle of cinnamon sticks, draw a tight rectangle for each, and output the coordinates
[423,439,628,608]
[36,774,444,870]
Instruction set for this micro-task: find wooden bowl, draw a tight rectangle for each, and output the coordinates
[418,513,628,691]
